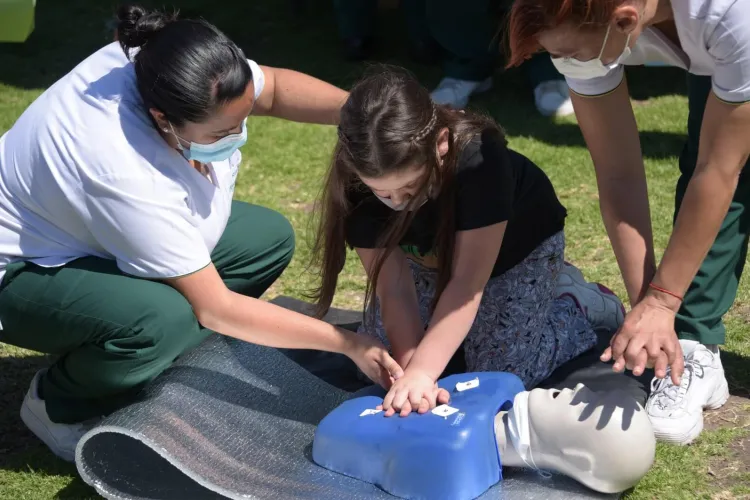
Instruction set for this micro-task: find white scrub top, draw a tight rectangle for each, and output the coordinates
[562,0,750,104]
[0,42,265,283]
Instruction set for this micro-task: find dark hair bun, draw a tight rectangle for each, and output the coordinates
[116,4,176,50]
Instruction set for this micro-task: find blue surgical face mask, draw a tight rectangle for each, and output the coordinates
[169,119,248,163]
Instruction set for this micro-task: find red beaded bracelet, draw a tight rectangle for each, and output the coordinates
[649,283,684,302]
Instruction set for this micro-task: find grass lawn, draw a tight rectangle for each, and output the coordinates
[0,1,748,499]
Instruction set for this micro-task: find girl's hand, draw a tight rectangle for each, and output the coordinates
[379,369,442,417]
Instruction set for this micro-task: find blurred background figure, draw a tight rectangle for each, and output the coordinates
[427,0,573,116]
[332,0,440,64]
[332,0,573,117]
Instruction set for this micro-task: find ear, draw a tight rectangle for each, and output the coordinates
[149,108,171,133]
[436,127,450,158]
[612,4,640,35]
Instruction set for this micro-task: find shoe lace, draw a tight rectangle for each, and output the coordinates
[650,354,705,410]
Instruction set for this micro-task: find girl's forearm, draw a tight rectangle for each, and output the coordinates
[407,278,484,380]
[379,287,424,367]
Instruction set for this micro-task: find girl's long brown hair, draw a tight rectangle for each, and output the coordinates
[310,68,503,323]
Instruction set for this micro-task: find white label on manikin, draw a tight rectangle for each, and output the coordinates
[455,377,480,392]
[432,405,460,418]
[359,409,383,417]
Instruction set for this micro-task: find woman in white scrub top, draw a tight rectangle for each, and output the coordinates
[0,5,403,462]
[505,0,746,444]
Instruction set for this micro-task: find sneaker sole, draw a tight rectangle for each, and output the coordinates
[706,377,730,410]
[20,398,76,462]
[654,416,704,446]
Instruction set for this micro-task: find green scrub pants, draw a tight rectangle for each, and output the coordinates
[333,0,562,85]
[0,201,295,423]
[676,75,750,345]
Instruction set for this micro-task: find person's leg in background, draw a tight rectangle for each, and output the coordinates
[332,0,378,60]
[399,0,441,64]
[645,74,742,445]
[523,52,574,117]
[492,0,573,117]
[332,0,439,63]
[0,201,294,461]
[426,0,499,109]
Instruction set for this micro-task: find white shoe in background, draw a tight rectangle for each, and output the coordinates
[646,342,730,445]
[20,370,99,462]
[430,77,493,109]
[534,80,575,117]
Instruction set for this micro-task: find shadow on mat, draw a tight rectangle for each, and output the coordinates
[159,363,340,424]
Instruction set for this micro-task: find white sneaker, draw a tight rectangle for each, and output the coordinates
[534,80,575,117]
[556,262,625,332]
[646,342,730,445]
[430,77,493,109]
[20,370,99,462]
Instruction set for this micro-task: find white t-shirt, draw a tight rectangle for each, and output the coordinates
[563,0,750,104]
[0,42,265,283]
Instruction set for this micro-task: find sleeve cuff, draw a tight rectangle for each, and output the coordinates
[565,67,625,98]
[711,85,750,106]
[117,257,212,280]
[247,59,266,100]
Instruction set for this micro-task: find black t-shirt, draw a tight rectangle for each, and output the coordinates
[344,128,567,277]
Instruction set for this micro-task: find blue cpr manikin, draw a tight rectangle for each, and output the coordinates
[313,372,526,500]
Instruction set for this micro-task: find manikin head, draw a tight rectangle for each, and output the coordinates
[496,383,656,494]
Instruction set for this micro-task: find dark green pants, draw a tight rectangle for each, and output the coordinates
[0,201,295,423]
[333,0,431,47]
[676,75,750,344]
[333,0,562,84]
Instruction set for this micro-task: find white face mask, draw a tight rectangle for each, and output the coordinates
[550,24,632,80]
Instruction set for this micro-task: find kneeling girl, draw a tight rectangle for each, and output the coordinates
[313,70,624,415]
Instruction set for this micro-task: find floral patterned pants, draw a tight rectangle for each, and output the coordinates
[358,231,598,388]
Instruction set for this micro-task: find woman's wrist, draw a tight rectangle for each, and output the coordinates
[643,283,683,313]
[338,328,364,357]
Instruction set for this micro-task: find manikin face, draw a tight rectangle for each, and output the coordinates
[526,384,656,493]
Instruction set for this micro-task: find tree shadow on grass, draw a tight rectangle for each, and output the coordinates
[0,0,688,159]
[722,350,750,397]
[0,349,98,498]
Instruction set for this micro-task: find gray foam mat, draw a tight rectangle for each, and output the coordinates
[75,299,622,500]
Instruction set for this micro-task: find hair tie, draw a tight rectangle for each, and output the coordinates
[411,106,437,143]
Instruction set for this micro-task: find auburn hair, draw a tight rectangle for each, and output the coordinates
[506,0,629,67]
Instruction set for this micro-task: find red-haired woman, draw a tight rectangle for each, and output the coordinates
[506,0,743,445]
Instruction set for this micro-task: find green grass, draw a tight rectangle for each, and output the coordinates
[0,1,748,499]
